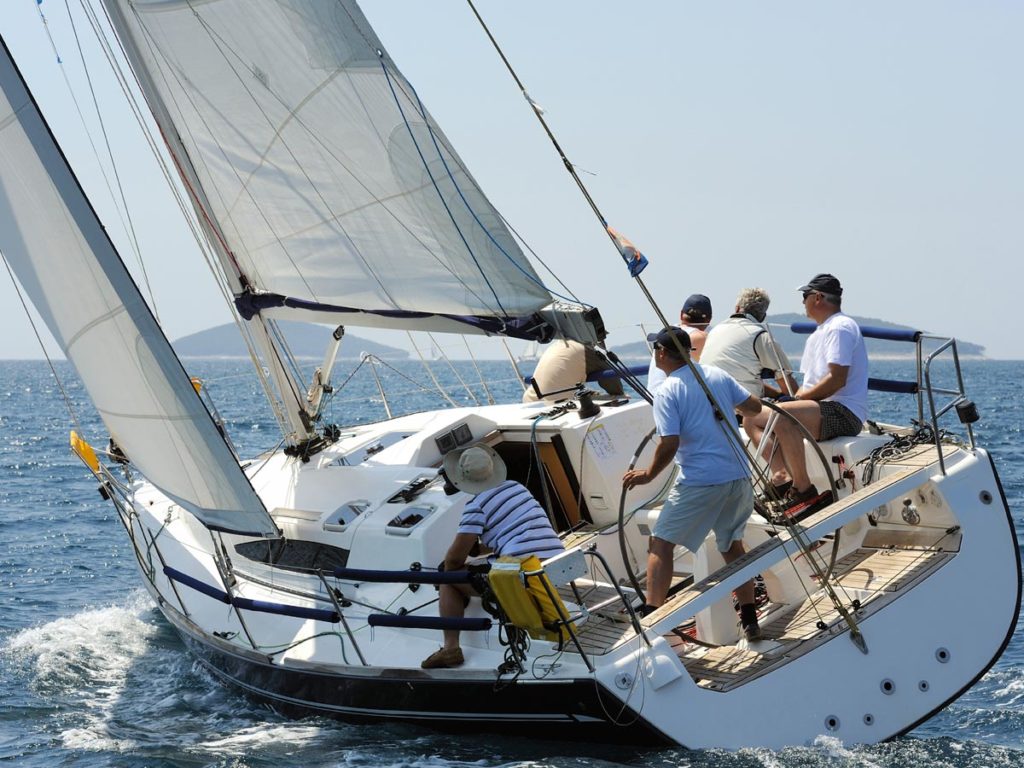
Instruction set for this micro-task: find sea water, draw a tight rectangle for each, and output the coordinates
[1,358,1022,768]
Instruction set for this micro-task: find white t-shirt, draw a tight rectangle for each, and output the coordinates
[800,312,869,421]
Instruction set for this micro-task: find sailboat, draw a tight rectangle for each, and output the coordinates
[1,1,1018,750]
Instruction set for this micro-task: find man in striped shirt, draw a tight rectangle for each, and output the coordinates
[421,444,563,669]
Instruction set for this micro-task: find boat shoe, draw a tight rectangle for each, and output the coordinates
[421,647,465,669]
[742,621,763,642]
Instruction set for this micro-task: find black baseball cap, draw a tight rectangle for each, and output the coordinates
[682,294,712,322]
[797,273,843,297]
[647,326,692,352]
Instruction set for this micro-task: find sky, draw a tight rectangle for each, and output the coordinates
[1,1,1022,360]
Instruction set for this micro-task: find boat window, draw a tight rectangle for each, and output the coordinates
[234,538,349,572]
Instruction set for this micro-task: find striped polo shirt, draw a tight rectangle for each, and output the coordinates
[457,480,564,560]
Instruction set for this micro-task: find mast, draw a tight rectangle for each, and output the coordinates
[101,1,316,444]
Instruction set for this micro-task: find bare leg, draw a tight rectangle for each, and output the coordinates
[438,583,475,650]
[745,412,792,488]
[772,401,823,492]
[646,537,675,607]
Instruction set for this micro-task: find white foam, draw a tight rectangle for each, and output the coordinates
[6,591,157,688]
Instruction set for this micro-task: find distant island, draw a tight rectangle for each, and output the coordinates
[174,321,408,359]
[609,314,985,360]
[174,315,984,361]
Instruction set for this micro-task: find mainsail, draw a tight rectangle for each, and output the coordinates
[0,38,277,538]
[101,0,559,337]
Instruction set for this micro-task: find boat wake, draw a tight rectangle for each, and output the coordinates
[3,591,1024,766]
[3,592,323,756]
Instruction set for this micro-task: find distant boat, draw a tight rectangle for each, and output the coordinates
[517,340,540,363]
[0,0,1016,750]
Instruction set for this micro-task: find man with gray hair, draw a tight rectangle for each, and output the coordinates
[701,288,797,400]
[745,274,868,508]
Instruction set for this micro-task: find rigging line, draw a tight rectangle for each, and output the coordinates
[88,3,289,432]
[372,60,581,304]
[361,354,462,403]
[1,253,84,434]
[466,0,681,336]
[496,211,582,304]
[499,338,528,393]
[141,13,502,321]
[402,76,587,307]
[107,9,297,434]
[405,333,460,408]
[157,13,320,304]
[462,336,496,405]
[180,8,508,320]
[379,59,507,318]
[36,0,160,320]
[427,332,480,406]
[267,318,309,396]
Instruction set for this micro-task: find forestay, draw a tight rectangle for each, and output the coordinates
[101,0,555,335]
[0,40,277,537]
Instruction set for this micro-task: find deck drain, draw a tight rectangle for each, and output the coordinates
[824,715,840,731]
[936,647,951,663]
[880,678,896,695]
[863,713,874,726]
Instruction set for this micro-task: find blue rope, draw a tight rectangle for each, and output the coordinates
[379,57,587,310]
[405,80,588,307]
[379,59,507,317]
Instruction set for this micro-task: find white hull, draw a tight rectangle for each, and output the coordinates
[109,398,1018,749]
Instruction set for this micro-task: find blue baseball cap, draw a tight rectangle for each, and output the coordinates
[682,294,712,322]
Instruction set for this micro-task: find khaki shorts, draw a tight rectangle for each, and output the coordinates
[653,478,753,553]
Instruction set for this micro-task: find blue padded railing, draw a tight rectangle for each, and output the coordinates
[164,566,339,623]
[790,322,921,343]
[333,567,474,585]
[790,322,921,395]
[367,614,492,631]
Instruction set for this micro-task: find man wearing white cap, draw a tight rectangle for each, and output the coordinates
[421,444,564,669]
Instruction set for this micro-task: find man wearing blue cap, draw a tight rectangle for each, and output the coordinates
[624,326,764,641]
[746,273,868,507]
[647,293,713,394]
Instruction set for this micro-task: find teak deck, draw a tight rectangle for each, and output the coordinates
[556,445,958,689]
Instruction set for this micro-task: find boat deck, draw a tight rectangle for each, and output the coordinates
[554,444,962,688]
[671,544,954,691]
[560,541,955,688]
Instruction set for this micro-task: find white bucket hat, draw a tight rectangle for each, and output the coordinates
[442,444,507,495]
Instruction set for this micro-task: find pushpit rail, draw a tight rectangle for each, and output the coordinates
[789,322,978,474]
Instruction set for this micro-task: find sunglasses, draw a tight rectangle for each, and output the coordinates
[802,290,818,300]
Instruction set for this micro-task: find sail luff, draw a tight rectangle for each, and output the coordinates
[0,34,278,537]
[100,0,316,443]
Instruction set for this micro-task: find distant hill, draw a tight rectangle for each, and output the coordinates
[174,321,409,359]
[610,314,986,360]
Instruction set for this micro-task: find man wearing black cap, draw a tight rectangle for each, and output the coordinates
[746,273,868,507]
[624,326,764,641]
[647,293,713,394]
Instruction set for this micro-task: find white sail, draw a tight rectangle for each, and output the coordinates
[0,40,277,538]
[102,0,555,334]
